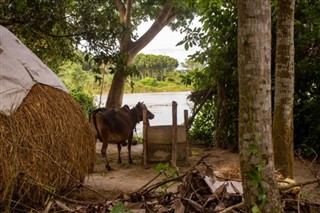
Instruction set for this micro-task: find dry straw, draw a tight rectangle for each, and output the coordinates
[0,83,96,209]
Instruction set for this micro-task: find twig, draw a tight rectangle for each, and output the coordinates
[136,172,163,193]
[297,189,301,213]
[195,153,212,166]
[188,88,213,129]
[279,178,320,191]
[219,201,244,213]
[142,175,185,195]
[25,175,98,206]
[49,191,97,206]
[183,198,206,212]
[295,148,319,179]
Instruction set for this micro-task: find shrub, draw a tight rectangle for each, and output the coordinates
[139,77,157,86]
[69,86,96,118]
[189,102,216,146]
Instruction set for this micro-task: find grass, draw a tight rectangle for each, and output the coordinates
[87,74,191,95]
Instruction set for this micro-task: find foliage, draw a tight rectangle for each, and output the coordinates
[1,0,198,109]
[189,102,215,146]
[132,54,179,80]
[69,87,96,118]
[139,77,158,87]
[182,0,238,150]
[154,163,179,193]
[293,0,320,160]
[180,59,205,73]
[183,0,320,157]
[58,61,96,117]
[130,73,191,93]
[155,163,178,178]
[0,0,119,70]
[111,202,133,213]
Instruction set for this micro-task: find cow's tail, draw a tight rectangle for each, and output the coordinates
[89,110,102,142]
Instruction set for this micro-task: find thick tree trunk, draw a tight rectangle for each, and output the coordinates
[273,0,295,178]
[238,0,283,212]
[106,0,177,108]
[106,72,127,108]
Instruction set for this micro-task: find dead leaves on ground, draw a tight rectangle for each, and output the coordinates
[46,161,320,212]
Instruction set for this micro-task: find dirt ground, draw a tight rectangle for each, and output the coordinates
[79,142,320,203]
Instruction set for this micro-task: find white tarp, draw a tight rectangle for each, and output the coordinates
[0,25,68,116]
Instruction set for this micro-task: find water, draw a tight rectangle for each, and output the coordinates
[95,91,193,135]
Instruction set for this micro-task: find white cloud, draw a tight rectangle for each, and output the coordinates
[137,20,201,64]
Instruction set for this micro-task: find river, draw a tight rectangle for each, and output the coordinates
[95,91,193,135]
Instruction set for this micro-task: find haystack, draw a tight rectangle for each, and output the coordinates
[0,26,96,208]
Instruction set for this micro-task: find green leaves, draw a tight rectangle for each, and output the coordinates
[251,204,262,213]
[155,163,178,178]
[111,202,133,213]
[132,54,179,80]
[248,144,259,155]
[247,162,267,205]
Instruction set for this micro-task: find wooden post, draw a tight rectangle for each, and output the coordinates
[143,106,148,166]
[172,101,178,165]
[184,109,189,161]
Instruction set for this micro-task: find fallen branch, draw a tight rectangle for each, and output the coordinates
[141,175,185,195]
[279,178,320,191]
[219,201,244,213]
[195,153,212,166]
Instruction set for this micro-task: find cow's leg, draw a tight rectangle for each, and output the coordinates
[117,143,122,164]
[128,133,133,164]
[101,141,111,170]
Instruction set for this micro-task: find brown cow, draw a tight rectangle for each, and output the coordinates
[89,102,154,170]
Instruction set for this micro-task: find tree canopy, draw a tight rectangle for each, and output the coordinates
[0,0,196,71]
[183,0,320,160]
[132,53,178,80]
[0,0,120,68]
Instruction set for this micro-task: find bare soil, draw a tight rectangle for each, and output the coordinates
[78,142,320,204]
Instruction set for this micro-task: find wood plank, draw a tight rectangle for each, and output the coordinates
[171,101,178,165]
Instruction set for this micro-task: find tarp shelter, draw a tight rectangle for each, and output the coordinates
[0,25,68,115]
[0,26,95,208]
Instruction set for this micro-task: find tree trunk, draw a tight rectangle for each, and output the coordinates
[238,0,283,212]
[273,0,295,178]
[106,0,177,108]
[106,72,127,108]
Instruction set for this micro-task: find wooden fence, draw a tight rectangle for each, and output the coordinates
[142,101,189,166]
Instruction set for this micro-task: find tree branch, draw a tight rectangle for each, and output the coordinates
[115,0,126,23]
[219,201,244,213]
[125,0,133,27]
[188,88,214,129]
[279,178,320,191]
[129,0,177,56]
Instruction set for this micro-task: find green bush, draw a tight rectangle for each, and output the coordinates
[189,102,216,146]
[139,77,157,86]
[166,77,175,82]
[58,61,97,117]
[69,86,96,118]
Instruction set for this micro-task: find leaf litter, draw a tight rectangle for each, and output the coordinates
[45,155,320,212]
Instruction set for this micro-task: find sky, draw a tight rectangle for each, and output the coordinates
[137,20,201,66]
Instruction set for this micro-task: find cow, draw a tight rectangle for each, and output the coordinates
[89,102,155,170]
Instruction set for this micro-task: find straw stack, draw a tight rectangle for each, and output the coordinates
[0,83,96,208]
